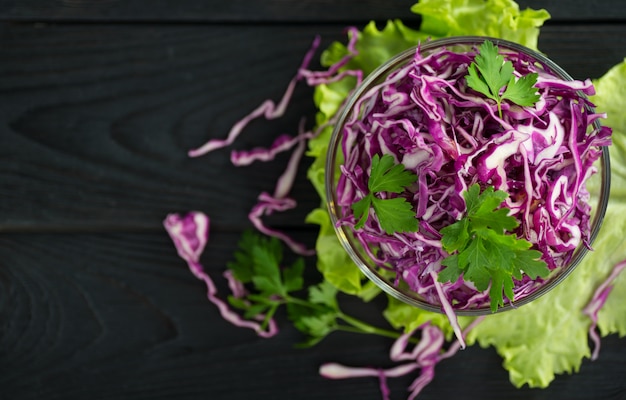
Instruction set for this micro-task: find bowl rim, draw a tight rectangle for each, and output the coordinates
[325,35,612,316]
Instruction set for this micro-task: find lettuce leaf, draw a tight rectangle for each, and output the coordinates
[383,297,476,342]
[590,59,626,337]
[412,0,550,50]
[305,208,365,296]
[463,269,593,388]
[320,20,430,77]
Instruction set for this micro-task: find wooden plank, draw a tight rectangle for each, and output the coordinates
[1,232,625,399]
[0,0,625,22]
[539,23,626,80]
[0,24,337,231]
[1,23,625,232]
[0,0,419,23]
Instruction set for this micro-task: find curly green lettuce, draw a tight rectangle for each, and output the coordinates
[411,0,550,46]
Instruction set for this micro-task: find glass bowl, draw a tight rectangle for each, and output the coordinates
[325,36,611,316]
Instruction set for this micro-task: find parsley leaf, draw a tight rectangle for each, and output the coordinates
[287,281,340,347]
[466,40,540,118]
[227,232,306,329]
[227,230,283,284]
[368,153,417,193]
[352,154,419,234]
[438,184,550,312]
[226,230,407,347]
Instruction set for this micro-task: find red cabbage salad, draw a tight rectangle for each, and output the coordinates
[329,39,611,320]
[163,0,626,398]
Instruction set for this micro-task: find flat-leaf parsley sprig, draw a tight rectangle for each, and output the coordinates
[466,40,541,118]
[351,154,419,235]
[227,230,412,347]
[438,184,550,312]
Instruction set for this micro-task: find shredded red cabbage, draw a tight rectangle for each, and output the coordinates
[184,29,366,256]
[319,317,484,400]
[335,43,612,313]
[583,259,626,360]
[164,212,279,337]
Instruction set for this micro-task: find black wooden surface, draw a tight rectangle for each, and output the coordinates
[1,1,625,400]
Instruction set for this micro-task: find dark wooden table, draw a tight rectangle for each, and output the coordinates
[1,1,626,399]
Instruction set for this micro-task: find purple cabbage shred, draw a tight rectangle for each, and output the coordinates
[583,259,626,360]
[164,211,278,337]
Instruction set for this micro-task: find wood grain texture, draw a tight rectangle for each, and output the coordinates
[1,0,625,22]
[1,23,625,231]
[0,23,337,231]
[1,233,625,400]
[0,0,418,23]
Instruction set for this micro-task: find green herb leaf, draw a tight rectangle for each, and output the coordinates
[458,236,492,291]
[351,154,419,234]
[226,230,307,328]
[440,218,470,252]
[513,248,551,280]
[502,72,541,106]
[227,230,285,285]
[282,258,305,293]
[371,197,418,234]
[352,196,372,230]
[466,40,540,118]
[489,268,516,311]
[294,312,338,339]
[368,153,417,193]
[439,253,462,283]
[308,280,339,309]
[226,231,403,347]
[287,281,340,347]
[438,184,550,312]
[251,245,286,296]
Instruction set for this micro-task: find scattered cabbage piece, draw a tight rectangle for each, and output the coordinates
[163,212,279,338]
[319,322,447,400]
